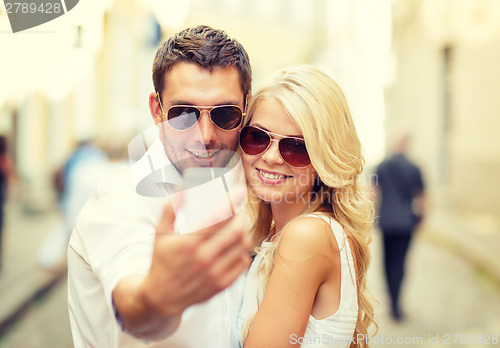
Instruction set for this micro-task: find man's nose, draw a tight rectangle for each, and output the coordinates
[197,110,217,144]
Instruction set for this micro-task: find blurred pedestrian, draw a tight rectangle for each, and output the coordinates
[0,135,16,275]
[37,139,107,270]
[374,135,425,321]
[57,139,107,215]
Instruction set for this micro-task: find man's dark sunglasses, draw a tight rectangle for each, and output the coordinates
[156,93,244,131]
[239,126,311,168]
[165,105,244,131]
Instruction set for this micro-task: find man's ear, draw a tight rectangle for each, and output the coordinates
[241,92,252,125]
[149,92,164,126]
[245,92,252,111]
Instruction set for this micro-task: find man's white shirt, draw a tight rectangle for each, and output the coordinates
[67,137,247,348]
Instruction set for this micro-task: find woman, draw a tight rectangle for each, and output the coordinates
[237,66,376,347]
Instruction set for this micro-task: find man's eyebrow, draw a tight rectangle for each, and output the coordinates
[168,100,242,107]
[250,123,304,138]
[166,100,193,106]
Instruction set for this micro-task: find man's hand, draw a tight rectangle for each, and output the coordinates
[113,199,252,340]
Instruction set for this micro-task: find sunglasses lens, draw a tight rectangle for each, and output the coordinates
[240,126,270,155]
[279,138,311,167]
[167,106,200,130]
[211,106,243,130]
[167,106,242,130]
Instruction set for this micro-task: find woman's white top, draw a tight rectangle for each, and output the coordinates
[237,214,358,347]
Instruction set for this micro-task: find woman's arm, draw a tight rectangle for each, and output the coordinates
[244,216,338,348]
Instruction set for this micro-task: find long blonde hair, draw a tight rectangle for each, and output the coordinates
[242,65,377,347]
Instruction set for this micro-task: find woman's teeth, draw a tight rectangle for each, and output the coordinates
[259,170,286,180]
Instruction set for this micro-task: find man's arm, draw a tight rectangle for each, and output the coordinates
[412,165,426,224]
[113,275,181,340]
[412,191,425,224]
[113,201,252,341]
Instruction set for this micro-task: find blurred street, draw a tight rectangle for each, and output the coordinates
[0,278,71,348]
[0,198,499,347]
[370,228,500,347]
[0,200,72,348]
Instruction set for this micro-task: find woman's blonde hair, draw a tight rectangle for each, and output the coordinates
[242,65,377,347]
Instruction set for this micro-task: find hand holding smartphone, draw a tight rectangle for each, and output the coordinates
[172,159,247,235]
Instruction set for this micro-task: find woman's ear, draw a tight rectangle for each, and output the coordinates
[313,174,324,191]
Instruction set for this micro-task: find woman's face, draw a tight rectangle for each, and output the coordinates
[241,98,316,206]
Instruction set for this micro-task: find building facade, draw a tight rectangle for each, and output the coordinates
[385,0,500,218]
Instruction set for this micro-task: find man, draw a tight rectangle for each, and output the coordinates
[67,25,252,347]
[374,135,425,321]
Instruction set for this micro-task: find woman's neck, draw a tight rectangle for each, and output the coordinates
[270,199,310,233]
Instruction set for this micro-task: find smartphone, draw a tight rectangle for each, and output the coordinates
[174,161,247,235]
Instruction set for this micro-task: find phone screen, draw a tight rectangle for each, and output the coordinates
[174,161,247,235]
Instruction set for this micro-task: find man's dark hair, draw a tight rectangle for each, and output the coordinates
[152,25,252,102]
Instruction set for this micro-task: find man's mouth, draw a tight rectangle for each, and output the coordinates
[187,149,221,163]
[190,151,216,158]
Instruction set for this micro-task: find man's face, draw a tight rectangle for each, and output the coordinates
[149,62,245,174]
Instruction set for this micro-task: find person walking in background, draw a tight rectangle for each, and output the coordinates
[374,135,425,321]
[37,139,122,271]
[0,135,16,276]
[0,136,7,275]
[55,139,107,217]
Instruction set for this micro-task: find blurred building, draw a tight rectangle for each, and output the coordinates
[385,0,500,220]
[0,0,157,212]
